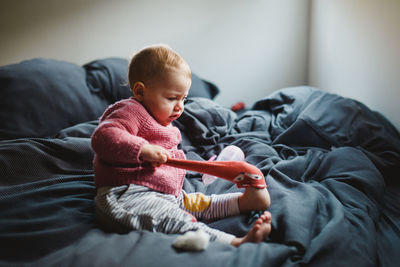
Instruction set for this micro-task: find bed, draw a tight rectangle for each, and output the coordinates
[0,57,399,267]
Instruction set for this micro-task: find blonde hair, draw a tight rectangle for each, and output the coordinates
[128,44,191,88]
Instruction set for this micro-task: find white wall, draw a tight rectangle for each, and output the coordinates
[2,0,398,130]
[0,0,309,108]
[309,0,400,130]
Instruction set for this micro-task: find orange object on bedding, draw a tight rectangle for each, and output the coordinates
[165,158,266,189]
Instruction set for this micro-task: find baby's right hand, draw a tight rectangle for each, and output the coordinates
[140,144,170,167]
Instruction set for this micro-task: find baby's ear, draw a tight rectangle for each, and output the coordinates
[132,82,145,101]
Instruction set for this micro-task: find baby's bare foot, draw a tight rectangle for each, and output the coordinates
[231,211,272,247]
[238,187,271,212]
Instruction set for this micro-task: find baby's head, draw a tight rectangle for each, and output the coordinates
[128,44,192,126]
[128,44,191,88]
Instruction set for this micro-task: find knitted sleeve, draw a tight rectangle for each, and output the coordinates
[91,102,148,164]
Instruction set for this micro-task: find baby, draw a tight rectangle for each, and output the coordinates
[92,44,271,247]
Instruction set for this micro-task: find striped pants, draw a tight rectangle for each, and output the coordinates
[95,184,242,244]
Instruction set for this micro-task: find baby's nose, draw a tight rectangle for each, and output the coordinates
[175,101,184,111]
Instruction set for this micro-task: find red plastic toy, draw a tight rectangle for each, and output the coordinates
[165,158,267,189]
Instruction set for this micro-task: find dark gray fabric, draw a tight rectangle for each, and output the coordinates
[0,86,399,266]
[0,58,110,140]
[0,58,219,140]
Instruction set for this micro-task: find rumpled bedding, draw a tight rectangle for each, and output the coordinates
[1,84,399,266]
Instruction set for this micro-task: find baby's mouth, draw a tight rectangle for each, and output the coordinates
[169,114,180,120]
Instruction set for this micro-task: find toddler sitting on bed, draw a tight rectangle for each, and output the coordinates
[91,44,271,247]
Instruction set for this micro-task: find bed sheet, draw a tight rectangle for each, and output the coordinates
[0,86,399,266]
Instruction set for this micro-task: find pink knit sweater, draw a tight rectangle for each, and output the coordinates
[91,98,186,196]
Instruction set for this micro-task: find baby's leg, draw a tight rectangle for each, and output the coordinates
[181,188,270,219]
[179,191,272,247]
[180,191,242,221]
[238,187,271,212]
[231,211,272,247]
[96,184,236,244]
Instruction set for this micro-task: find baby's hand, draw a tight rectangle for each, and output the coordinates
[140,144,170,167]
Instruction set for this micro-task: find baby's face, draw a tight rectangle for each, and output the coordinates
[142,67,191,126]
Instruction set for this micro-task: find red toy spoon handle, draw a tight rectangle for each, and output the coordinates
[165,158,266,189]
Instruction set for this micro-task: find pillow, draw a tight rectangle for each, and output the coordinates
[0,58,112,140]
[189,73,219,99]
[83,57,132,103]
[0,57,219,140]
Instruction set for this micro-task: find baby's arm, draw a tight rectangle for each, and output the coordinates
[140,144,170,167]
[91,121,148,164]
